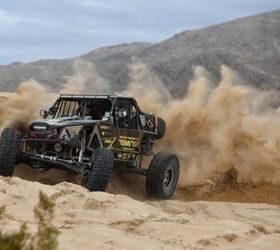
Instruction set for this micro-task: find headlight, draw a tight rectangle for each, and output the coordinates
[30,122,50,131]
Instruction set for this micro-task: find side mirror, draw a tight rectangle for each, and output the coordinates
[40,109,47,117]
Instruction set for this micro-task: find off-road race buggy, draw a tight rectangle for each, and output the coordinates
[0,94,180,199]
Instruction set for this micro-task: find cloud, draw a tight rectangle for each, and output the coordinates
[0,0,279,64]
[0,9,18,25]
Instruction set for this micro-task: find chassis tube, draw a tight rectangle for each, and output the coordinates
[20,153,90,176]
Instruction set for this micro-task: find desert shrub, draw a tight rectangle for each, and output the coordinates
[33,191,60,250]
[0,206,5,219]
[0,206,31,250]
[0,191,59,250]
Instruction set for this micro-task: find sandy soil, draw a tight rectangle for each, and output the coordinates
[0,175,280,250]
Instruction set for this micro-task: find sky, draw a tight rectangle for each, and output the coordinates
[0,0,279,65]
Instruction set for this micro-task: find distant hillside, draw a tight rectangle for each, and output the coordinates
[0,10,279,95]
[138,10,280,94]
[0,43,151,92]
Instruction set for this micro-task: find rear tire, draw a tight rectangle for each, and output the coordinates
[0,128,21,177]
[155,118,166,139]
[83,148,114,191]
[146,152,180,199]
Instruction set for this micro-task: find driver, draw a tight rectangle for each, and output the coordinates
[117,101,131,128]
[85,105,102,120]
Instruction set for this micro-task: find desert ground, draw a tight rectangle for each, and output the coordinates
[1,173,280,250]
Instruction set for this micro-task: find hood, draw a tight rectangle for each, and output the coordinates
[29,116,100,129]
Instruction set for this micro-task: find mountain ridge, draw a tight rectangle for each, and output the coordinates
[0,10,279,94]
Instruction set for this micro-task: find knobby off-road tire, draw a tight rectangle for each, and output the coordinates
[0,128,21,177]
[155,118,166,140]
[83,148,114,191]
[146,152,180,199]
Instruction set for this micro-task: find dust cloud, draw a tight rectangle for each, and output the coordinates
[122,63,280,186]
[0,80,52,132]
[1,60,280,189]
[120,62,172,112]
[61,59,111,94]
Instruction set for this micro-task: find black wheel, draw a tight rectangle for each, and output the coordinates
[155,118,166,139]
[0,128,21,177]
[82,148,114,191]
[146,152,180,199]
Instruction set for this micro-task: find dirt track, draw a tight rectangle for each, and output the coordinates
[1,176,280,250]
[12,164,280,205]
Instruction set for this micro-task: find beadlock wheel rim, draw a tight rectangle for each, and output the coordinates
[164,168,173,188]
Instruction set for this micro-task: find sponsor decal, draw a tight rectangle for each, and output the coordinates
[119,138,140,148]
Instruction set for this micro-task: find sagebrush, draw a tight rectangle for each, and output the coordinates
[0,191,59,250]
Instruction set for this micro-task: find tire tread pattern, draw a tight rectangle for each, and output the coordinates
[146,151,179,199]
[84,148,114,191]
[0,128,21,176]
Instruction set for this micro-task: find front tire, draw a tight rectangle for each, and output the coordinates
[146,152,180,199]
[82,148,114,191]
[0,128,21,177]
